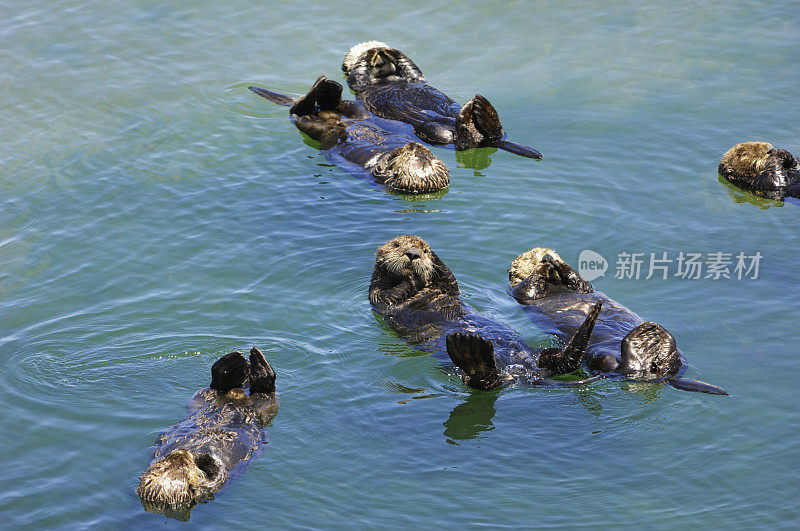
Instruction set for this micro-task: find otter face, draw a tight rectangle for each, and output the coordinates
[618,322,682,380]
[344,43,425,86]
[137,449,227,508]
[508,247,562,287]
[342,41,390,73]
[374,235,438,285]
[373,142,450,193]
[719,142,800,196]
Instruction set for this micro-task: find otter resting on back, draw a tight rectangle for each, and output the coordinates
[719,142,800,200]
[249,76,449,194]
[137,348,279,519]
[370,235,604,390]
[507,248,727,395]
[342,41,543,160]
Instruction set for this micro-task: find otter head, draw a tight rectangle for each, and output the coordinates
[618,322,682,380]
[343,42,425,87]
[137,449,227,509]
[508,248,563,288]
[508,247,591,302]
[374,235,438,285]
[719,142,800,197]
[370,235,459,310]
[373,142,450,193]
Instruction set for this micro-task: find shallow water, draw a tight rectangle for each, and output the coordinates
[2,0,799,528]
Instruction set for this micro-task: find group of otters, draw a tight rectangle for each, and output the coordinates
[138,41,798,517]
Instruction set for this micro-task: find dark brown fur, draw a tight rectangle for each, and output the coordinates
[719,142,800,200]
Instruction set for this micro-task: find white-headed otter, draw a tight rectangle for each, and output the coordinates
[137,348,279,519]
[249,76,449,194]
[370,235,604,390]
[508,248,727,395]
[342,42,543,160]
[718,142,800,200]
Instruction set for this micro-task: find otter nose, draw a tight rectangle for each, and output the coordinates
[405,248,422,261]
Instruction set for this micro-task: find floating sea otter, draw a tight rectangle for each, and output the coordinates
[718,142,799,200]
[369,235,603,390]
[249,76,449,194]
[342,41,543,160]
[507,248,728,395]
[137,348,279,519]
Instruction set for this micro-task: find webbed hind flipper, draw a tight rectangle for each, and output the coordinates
[210,351,249,392]
[470,94,503,140]
[539,300,602,375]
[456,94,543,159]
[446,332,502,390]
[248,347,276,395]
[667,377,728,395]
[289,75,344,116]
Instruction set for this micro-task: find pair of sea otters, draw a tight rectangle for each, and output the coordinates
[249,43,799,199]
[371,234,727,395]
[249,41,542,194]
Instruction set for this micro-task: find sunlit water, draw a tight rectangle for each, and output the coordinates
[1,1,798,528]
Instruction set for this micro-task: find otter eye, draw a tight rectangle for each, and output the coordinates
[650,362,659,373]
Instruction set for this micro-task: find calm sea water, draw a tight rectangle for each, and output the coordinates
[2,0,798,528]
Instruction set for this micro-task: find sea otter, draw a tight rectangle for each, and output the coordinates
[249,76,449,194]
[718,142,800,200]
[137,348,279,518]
[342,41,543,160]
[370,235,603,390]
[507,248,728,395]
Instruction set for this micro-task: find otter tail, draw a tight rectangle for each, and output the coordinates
[538,300,603,375]
[493,139,543,160]
[250,75,344,116]
[667,377,728,395]
[456,95,543,160]
[249,86,295,107]
[446,332,502,390]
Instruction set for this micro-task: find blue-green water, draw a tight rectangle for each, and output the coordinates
[2,1,798,528]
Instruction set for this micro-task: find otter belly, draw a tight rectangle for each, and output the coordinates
[358,84,460,131]
[384,303,543,377]
[517,289,687,374]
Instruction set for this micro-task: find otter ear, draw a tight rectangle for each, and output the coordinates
[248,347,276,395]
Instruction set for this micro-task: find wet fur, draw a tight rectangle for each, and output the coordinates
[249,77,449,193]
[719,142,800,200]
[137,349,279,516]
[509,248,727,394]
[370,236,602,389]
[342,42,542,159]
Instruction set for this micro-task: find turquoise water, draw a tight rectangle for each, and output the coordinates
[2,0,799,528]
